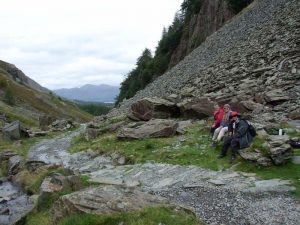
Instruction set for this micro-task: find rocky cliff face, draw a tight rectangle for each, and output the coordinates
[170,0,234,67]
[113,0,300,123]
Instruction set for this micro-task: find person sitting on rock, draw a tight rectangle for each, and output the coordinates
[218,111,254,163]
[210,104,224,136]
[211,104,231,146]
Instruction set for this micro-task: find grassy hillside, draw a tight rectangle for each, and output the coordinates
[0,61,92,127]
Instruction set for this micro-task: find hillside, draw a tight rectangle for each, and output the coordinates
[114,0,300,123]
[54,84,119,103]
[0,60,92,127]
[116,0,253,103]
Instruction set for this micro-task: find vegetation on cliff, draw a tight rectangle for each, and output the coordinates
[116,0,253,104]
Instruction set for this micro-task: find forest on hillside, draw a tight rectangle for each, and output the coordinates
[116,0,252,104]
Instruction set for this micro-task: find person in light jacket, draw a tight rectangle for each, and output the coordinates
[211,104,231,146]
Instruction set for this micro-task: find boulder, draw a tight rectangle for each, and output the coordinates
[52,185,168,224]
[117,119,178,140]
[177,97,215,119]
[40,173,84,195]
[239,148,263,162]
[240,100,264,112]
[85,128,98,141]
[257,157,273,167]
[25,160,48,172]
[8,155,23,176]
[176,120,194,135]
[51,119,73,130]
[264,89,290,104]
[288,109,300,120]
[39,115,56,131]
[2,121,21,140]
[267,135,293,165]
[128,97,179,121]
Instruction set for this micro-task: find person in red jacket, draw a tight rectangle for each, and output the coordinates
[210,104,224,135]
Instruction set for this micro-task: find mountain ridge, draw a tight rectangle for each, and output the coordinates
[54,84,119,103]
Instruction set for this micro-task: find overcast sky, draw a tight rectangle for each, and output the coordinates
[0,0,183,89]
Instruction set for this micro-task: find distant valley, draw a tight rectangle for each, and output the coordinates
[54,84,119,103]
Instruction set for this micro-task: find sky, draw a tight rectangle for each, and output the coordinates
[0,0,183,90]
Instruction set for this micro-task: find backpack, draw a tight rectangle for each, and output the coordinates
[241,119,257,137]
[290,139,300,148]
[248,124,257,137]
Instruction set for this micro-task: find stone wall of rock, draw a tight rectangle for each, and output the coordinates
[169,0,234,67]
[111,0,300,123]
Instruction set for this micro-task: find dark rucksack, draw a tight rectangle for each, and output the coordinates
[242,119,257,137]
[248,124,257,137]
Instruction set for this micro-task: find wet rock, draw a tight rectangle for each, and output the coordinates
[52,185,169,224]
[117,119,178,140]
[128,97,179,121]
[2,121,21,141]
[177,97,215,119]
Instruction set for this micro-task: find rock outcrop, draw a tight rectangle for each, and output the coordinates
[117,119,178,140]
[52,185,169,224]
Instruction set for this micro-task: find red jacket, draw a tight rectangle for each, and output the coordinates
[212,107,224,128]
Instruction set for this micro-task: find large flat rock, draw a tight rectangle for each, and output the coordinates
[52,185,169,224]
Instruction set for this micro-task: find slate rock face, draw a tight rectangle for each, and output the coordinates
[52,185,169,224]
[107,0,300,125]
[128,97,179,121]
[177,97,215,119]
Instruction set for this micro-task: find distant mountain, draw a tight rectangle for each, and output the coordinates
[54,84,119,103]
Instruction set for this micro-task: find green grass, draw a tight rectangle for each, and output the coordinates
[69,121,300,197]
[58,206,202,225]
[69,123,231,170]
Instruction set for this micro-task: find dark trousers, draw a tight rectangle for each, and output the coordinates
[220,137,240,158]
